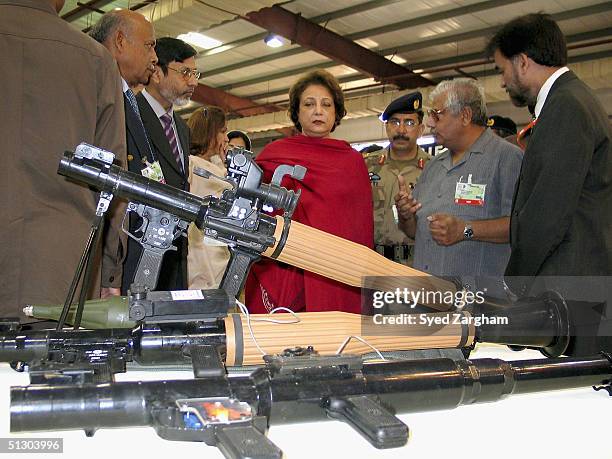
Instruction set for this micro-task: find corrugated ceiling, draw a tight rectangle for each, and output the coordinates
[61,0,612,136]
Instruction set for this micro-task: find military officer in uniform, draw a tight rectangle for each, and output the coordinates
[364,92,430,265]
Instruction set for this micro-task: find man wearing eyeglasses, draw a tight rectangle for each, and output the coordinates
[123,37,199,293]
[91,18,197,292]
[365,92,430,265]
[395,79,522,280]
[137,37,197,191]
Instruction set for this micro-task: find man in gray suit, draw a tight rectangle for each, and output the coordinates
[486,14,611,278]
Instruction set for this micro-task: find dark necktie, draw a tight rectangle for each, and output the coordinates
[124,88,154,161]
[124,88,140,118]
[161,112,183,170]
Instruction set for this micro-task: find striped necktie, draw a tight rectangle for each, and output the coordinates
[160,113,183,170]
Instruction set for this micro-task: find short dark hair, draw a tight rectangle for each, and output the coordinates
[227,130,252,151]
[486,13,567,67]
[288,69,347,132]
[155,37,197,75]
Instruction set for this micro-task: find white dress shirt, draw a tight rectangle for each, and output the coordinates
[141,88,186,169]
[534,66,569,118]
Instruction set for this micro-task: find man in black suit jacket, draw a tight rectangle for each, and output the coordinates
[128,37,199,292]
[487,14,611,356]
[487,14,611,278]
[92,17,197,293]
[90,9,158,295]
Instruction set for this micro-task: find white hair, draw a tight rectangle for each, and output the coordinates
[429,78,488,126]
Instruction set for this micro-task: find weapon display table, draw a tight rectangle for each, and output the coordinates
[0,344,608,459]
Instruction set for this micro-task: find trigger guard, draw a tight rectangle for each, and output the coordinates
[122,204,149,243]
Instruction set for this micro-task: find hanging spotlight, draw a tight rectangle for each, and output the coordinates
[264,34,284,48]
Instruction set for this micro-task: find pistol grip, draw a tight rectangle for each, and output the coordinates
[326,395,408,449]
[188,345,225,379]
[132,248,165,292]
[216,424,281,459]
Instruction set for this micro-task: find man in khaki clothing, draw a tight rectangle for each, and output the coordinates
[364,92,430,265]
[0,0,127,319]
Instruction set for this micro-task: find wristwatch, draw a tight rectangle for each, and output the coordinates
[463,224,474,240]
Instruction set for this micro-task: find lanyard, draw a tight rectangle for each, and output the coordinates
[517,117,538,150]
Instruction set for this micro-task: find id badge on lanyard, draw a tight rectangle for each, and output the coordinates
[454,174,485,206]
[141,160,166,184]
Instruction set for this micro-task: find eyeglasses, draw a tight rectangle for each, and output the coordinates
[387,118,419,128]
[168,66,201,80]
[427,107,448,122]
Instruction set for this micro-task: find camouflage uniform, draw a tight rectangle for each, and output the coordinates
[365,147,430,265]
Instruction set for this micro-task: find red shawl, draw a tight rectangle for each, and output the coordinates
[245,134,373,314]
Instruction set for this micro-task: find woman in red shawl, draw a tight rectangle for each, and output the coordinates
[245,70,373,314]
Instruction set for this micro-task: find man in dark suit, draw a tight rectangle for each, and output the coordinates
[90,10,158,183]
[486,14,611,278]
[133,37,199,292]
[487,14,611,356]
[91,11,183,293]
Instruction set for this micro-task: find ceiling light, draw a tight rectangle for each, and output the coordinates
[177,32,222,50]
[355,38,379,49]
[264,34,284,48]
[385,54,407,64]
